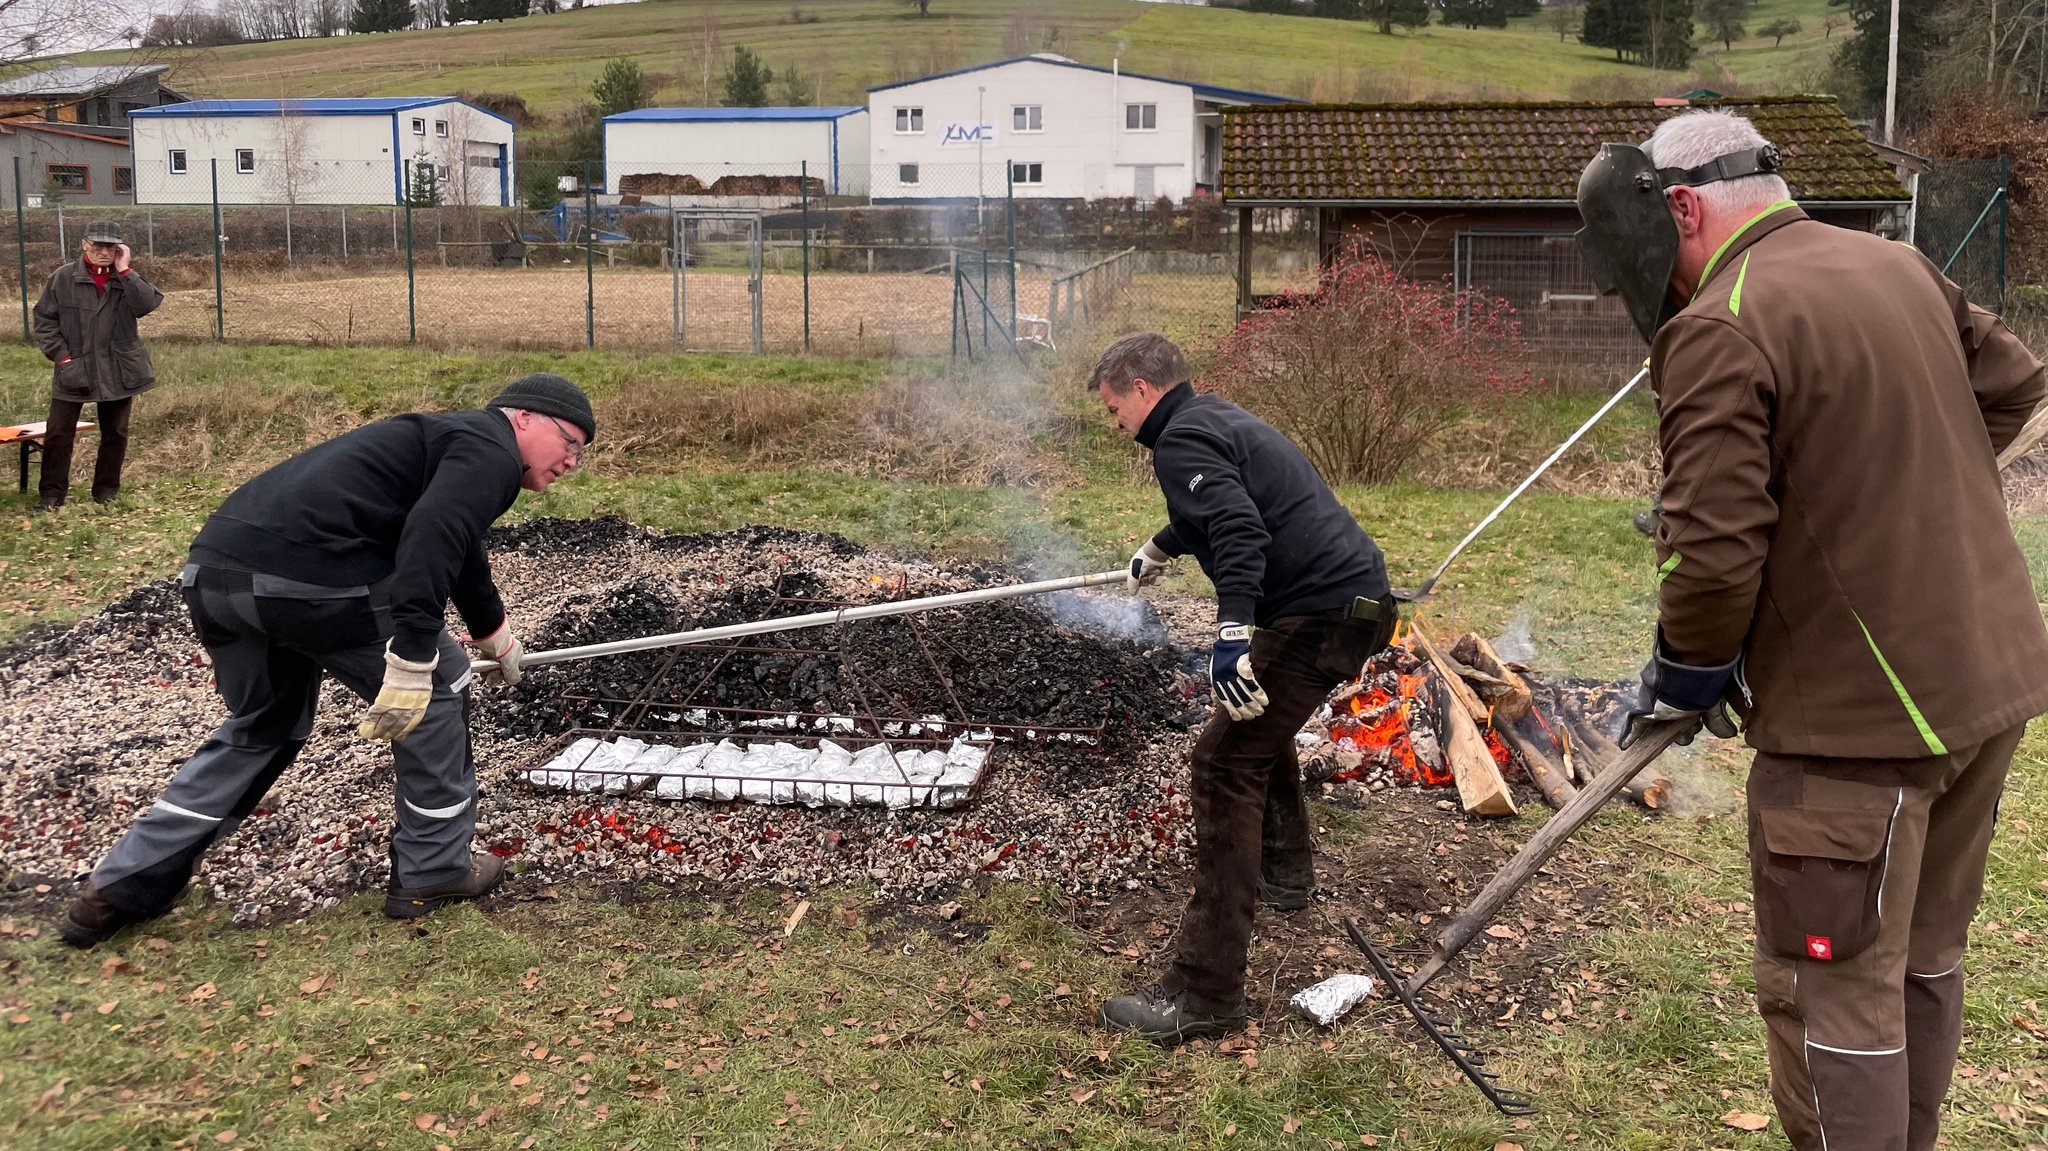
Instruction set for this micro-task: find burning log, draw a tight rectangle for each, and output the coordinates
[1555,696,1671,811]
[1494,722,1578,811]
[1447,633,1533,722]
[1406,623,1517,818]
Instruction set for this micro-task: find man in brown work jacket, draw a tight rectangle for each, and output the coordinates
[1579,109,2048,1151]
[31,220,163,511]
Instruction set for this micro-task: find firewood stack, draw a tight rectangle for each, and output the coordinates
[1301,621,1671,818]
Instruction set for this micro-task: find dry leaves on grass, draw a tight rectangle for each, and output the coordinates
[1722,1110,1772,1131]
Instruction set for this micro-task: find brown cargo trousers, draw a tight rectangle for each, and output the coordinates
[1747,722,2028,1151]
[1169,608,1391,1015]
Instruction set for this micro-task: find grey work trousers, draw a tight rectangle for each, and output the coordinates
[91,562,479,916]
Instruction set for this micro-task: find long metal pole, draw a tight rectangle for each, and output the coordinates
[403,162,416,344]
[801,159,811,353]
[211,159,225,341]
[478,570,1127,673]
[583,160,595,349]
[14,156,28,342]
[1884,0,1901,144]
[1407,363,1650,601]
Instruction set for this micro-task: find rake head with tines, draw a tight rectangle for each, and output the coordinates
[1343,918,1537,1118]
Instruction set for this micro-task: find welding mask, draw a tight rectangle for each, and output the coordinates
[1576,141,1784,345]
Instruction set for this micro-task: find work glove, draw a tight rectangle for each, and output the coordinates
[467,620,524,688]
[1618,634,1740,750]
[1126,539,1171,593]
[358,644,438,742]
[1210,623,1269,722]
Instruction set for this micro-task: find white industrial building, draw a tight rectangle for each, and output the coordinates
[126,97,516,206]
[866,54,1292,203]
[602,106,870,197]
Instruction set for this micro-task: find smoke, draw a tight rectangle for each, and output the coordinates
[1037,589,1168,646]
[1491,609,1537,664]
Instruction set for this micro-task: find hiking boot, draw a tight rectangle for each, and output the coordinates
[59,883,148,949]
[383,855,505,920]
[32,495,63,514]
[1256,877,1313,911]
[1098,982,1245,1045]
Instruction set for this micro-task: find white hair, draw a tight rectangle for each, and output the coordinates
[1642,109,1790,216]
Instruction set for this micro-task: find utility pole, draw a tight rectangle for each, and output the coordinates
[1883,0,1900,143]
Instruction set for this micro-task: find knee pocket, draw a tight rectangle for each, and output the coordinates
[1752,804,1895,963]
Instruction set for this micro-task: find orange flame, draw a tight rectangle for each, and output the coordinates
[1326,669,1454,787]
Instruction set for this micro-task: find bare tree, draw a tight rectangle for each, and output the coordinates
[0,0,156,62]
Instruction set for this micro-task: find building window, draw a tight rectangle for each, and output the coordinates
[114,166,133,195]
[1124,103,1158,131]
[894,106,923,134]
[167,149,188,175]
[1011,161,1042,186]
[1012,105,1042,132]
[235,148,256,174]
[46,164,88,192]
[898,163,919,185]
[435,120,449,137]
[411,117,426,135]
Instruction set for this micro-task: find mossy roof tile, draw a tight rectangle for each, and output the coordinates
[1220,97,1909,204]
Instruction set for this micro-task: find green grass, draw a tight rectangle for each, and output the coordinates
[3,341,2046,1148]
[77,0,1847,127]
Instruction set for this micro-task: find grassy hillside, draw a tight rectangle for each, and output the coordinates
[106,0,1846,133]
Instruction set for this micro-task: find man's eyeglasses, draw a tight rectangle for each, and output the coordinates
[543,415,585,465]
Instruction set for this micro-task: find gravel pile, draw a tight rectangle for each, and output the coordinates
[0,519,1218,924]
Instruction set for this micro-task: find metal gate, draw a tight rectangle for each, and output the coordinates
[670,207,763,352]
[1916,157,2008,310]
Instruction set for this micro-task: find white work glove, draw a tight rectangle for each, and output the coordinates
[467,620,524,687]
[1126,540,1171,593]
[358,644,438,742]
[1210,623,1269,722]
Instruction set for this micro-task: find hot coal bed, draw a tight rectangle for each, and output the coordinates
[0,521,1228,924]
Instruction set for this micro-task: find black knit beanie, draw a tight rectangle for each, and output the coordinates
[487,372,596,443]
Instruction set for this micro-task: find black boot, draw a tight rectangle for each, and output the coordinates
[59,883,150,949]
[384,855,506,919]
[1256,876,1313,911]
[1098,981,1245,1045]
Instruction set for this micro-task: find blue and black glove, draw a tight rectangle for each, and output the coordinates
[1618,632,1740,749]
[1211,623,1269,722]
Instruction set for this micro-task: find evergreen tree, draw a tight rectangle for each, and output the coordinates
[590,57,649,119]
[1581,0,1693,68]
[1311,0,1362,18]
[1836,0,1930,120]
[446,0,474,21]
[721,45,773,107]
[405,159,441,206]
[1440,0,1509,29]
[350,0,413,32]
[1361,0,1428,33]
[1644,0,1695,69]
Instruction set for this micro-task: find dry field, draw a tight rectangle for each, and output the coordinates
[144,266,1168,357]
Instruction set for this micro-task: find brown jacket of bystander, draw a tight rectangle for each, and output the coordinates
[32,258,163,404]
[1649,203,2048,759]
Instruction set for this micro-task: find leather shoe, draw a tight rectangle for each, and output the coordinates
[59,883,149,949]
[1098,981,1245,1045]
[383,855,505,919]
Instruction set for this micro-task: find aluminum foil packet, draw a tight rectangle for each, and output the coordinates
[1289,973,1377,1026]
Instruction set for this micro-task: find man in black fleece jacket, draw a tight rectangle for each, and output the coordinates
[1091,332,1396,1043]
[60,373,594,948]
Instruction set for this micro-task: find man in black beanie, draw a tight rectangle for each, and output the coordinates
[60,373,595,948]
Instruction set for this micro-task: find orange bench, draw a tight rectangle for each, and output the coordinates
[0,421,95,493]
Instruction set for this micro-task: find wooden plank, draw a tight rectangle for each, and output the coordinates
[1448,632,1534,722]
[1409,623,1516,818]
[1495,721,1577,811]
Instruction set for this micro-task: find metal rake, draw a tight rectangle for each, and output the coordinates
[1343,918,1537,1118]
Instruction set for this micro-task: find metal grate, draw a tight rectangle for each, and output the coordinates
[519,572,1105,809]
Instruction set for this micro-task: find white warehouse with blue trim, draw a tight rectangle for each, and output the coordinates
[602,107,870,198]
[126,97,517,206]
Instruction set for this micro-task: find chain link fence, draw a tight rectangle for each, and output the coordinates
[0,154,1331,364]
[1914,156,2008,311]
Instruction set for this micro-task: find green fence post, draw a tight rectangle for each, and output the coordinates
[211,158,225,341]
[801,160,811,354]
[1998,155,2010,305]
[403,161,416,344]
[584,160,595,349]
[14,156,28,342]
[1006,166,1016,345]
